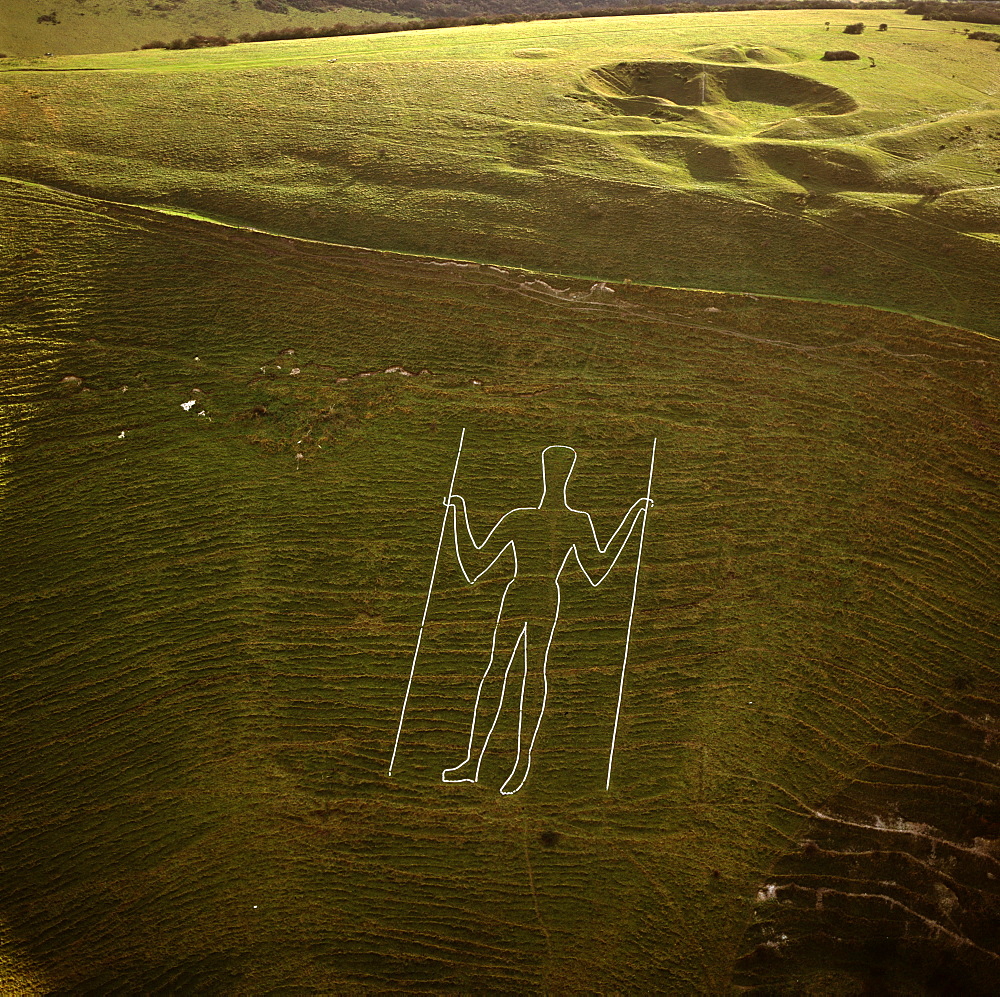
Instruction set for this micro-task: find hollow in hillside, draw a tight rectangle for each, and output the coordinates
[583,61,859,132]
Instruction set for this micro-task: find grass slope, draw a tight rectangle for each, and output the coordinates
[2,175,999,991]
[2,8,1000,992]
[2,11,998,334]
[0,0,410,58]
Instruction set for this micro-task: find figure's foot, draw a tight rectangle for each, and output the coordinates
[442,757,477,783]
[499,759,531,796]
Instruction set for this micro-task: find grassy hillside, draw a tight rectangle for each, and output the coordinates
[2,8,1000,993]
[2,10,998,335]
[0,0,411,58]
[3,174,999,991]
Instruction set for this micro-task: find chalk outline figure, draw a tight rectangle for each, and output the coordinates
[389,431,656,794]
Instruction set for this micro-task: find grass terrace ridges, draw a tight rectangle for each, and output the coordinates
[2,7,1000,992]
[737,677,1000,991]
[3,172,1000,990]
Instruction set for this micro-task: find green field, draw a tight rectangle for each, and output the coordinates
[2,8,1000,993]
[3,11,999,335]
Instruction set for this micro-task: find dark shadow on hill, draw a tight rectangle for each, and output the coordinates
[734,677,1000,995]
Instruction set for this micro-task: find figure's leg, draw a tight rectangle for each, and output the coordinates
[442,618,526,783]
[500,613,557,795]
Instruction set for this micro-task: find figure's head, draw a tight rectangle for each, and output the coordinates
[540,446,577,502]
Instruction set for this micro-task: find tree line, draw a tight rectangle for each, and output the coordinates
[256,0,893,18]
[906,1,1000,25]
[141,0,912,49]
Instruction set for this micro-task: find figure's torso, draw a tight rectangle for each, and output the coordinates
[497,506,591,583]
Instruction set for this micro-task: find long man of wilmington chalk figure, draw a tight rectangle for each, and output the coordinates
[441,444,653,795]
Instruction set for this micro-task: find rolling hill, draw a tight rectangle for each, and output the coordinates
[3,11,999,333]
[0,0,414,59]
[2,8,999,993]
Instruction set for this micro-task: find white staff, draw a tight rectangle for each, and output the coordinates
[606,437,657,791]
[388,427,465,777]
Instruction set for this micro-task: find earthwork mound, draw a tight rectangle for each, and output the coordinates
[583,61,859,132]
[685,43,800,64]
[512,47,561,58]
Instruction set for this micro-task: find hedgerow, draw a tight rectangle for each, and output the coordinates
[137,1,910,51]
[905,1,1000,25]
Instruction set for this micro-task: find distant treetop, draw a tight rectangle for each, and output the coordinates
[905,1,1000,25]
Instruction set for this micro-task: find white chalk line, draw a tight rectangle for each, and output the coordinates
[387,427,465,777]
[606,438,657,792]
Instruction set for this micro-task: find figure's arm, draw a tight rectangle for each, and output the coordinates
[447,495,514,583]
[575,498,653,586]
